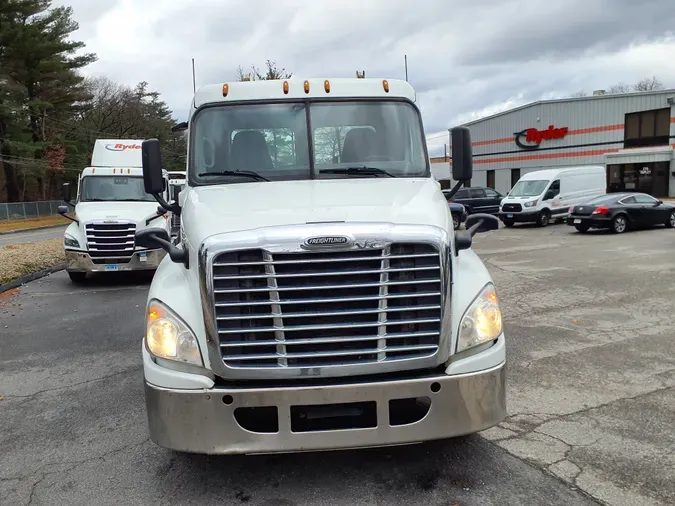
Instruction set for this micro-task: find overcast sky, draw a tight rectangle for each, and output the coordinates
[59,0,675,156]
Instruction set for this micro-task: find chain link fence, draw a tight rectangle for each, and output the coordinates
[0,200,64,221]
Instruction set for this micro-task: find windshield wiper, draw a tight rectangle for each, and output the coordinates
[320,166,394,178]
[197,170,269,182]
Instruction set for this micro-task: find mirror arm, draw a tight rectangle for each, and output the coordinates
[443,180,466,201]
[153,193,181,216]
[150,233,189,268]
[62,214,79,225]
[66,201,75,209]
[454,217,490,256]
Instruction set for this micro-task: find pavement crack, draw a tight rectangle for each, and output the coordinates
[26,474,46,506]
[2,368,138,400]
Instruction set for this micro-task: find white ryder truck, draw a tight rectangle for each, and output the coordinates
[136,78,506,455]
[58,139,173,283]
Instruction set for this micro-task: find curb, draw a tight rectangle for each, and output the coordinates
[0,263,66,294]
[0,224,67,236]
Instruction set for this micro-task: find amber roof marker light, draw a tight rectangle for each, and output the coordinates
[222,83,229,97]
[383,80,389,93]
[324,80,331,93]
[304,80,310,94]
[283,80,289,94]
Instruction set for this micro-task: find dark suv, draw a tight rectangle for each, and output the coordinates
[443,186,504,215]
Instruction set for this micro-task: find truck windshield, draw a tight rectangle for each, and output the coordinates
[79,176,155,202]
[509,180,549,197]
[190,100,428,184]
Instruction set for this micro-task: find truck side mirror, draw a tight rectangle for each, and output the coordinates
[142,139,165,194]
[451,126,473,182]
[58,204,78,224]
[62,183,72,203]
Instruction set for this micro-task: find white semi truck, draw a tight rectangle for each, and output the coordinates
[136,78,506,454]
[58,139,173,283]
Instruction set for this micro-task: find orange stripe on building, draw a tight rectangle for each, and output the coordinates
[448,147,622,166]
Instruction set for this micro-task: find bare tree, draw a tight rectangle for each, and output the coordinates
[569,91,588,98]
[607,82,631,94]
[236,60,292,81]
[633,76,664,92]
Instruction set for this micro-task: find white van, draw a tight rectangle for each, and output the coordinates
[499,165,606,227]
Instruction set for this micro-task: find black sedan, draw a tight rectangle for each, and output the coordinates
[567,192,675,234]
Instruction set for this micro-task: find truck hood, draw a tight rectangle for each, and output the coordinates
[74,201,161,225]
[181,178,451,245]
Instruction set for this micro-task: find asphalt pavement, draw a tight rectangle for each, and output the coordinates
[1,222,674,505]
[0,225,67,246]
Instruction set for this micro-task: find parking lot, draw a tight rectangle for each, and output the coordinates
[1,221,674,506]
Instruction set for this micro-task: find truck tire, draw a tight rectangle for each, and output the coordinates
[68,271,87,283]
[575,224,590,233]
[502,219,515,227]
[537,210,551,227]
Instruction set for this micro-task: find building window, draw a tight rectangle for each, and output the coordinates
[511,168,521,188]
[624,108,670,148]
[486,170,495,189]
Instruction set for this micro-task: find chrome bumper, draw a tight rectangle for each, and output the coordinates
[65,249,166,273]
[144,362,506,455]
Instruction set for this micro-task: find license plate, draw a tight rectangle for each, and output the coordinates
[574,219,581,224]
[104,264,119,272]
[507,213,513,218]
[139,252,147,262]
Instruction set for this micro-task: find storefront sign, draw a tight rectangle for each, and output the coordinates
[514,125,569,150]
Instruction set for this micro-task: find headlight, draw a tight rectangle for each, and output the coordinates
[524,200,537,208]
[146,300,202,366]
[64,234,80,248]
[457,283,503,353]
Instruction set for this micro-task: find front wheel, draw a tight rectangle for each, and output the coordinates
[611,214,628,234]
[665,211,675,228]
[68,271,87,283]
[503,219,515,228]
[575,224,590,233]
[537,210,551,227]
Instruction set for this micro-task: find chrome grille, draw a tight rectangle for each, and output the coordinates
[85,221,136,257]
[212,244,442,370]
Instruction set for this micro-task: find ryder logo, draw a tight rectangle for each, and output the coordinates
[105,143,142,151]
[514,125,568,150]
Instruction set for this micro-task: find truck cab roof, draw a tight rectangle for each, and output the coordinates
[192,78,416,110]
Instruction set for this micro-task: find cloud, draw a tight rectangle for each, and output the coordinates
[58,0,675,156]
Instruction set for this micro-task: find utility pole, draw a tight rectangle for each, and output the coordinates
[192,58,196,94]
[404,55,408,82]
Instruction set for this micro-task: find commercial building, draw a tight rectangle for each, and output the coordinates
[433,88,675,198]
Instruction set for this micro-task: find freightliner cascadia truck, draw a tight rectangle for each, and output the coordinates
[58,139,173,283]
[134,78,506,454]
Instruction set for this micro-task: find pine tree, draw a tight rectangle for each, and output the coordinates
[0,0,95,201]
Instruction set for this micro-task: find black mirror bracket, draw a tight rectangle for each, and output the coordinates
[454,231,472,255]
[153,193,181,216]
[442,180,466,201]
[454,213,500,255]
[154,234,189,268]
